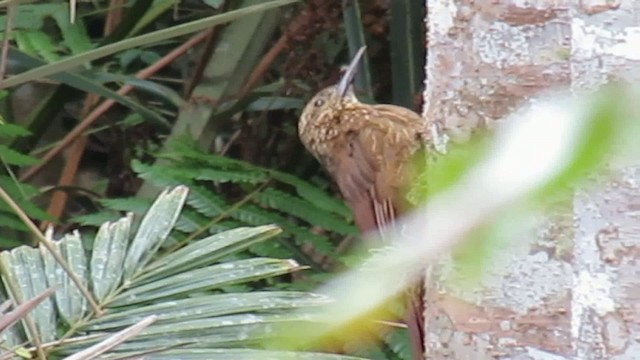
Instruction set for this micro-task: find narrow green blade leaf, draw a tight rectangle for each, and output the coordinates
[0,287,55,334]
[123,186,189,282]
[0,144,37,166]
[91,215,132,302]
[101,348,367,360]
[389,0,424,108]
[1,0,300,88]
[74,314,317,352]
[1,247,56,342]
[85,292,330,330]
[138,225,282,282]
[41,232,88,325]
[111,258,301,306]
[7,49,170,128]
[341,0,373,99]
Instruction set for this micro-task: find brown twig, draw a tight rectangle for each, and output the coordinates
[41,135,88,230]
[219,11,307,155]
[184,28,219,96]
[40,1,122,228]
[20,30,211,182]
[238,8,311,97]
[238,34,289,97]
[184,0,232,96]
[104,0,124,33]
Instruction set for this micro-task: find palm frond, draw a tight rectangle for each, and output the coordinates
[0,186,367,359]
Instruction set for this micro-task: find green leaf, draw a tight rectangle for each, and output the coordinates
[42,233,88,325]
[536,88,619,200]
[0,123,32,138]
[85,291,328,330]
[0,247,57,342]
[51,4,93,55]
[14,30,60,62]
[389,0,425,108]
[123,186,189,280]
[195,168,269,184]
[186,184,227,217]
[269,171,352,218]
[106,349,366,359]
[110,258,301,306]
[257,188,356,236]
[341,0,373,100]
[90,216,131,302]
[0,4,65,32]
[100,197,153,214]
[90,72,186,107]
[0,212,29,232]
[247,97,304,111]
[71,211,121,227]
[2,0,300,88]
[1,186,350,359]
[8,49,170,128]
[0,145,38,166]
[139,225,282,282]
[204,0,226,9]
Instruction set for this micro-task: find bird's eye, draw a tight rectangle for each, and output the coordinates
[314,99,325,107]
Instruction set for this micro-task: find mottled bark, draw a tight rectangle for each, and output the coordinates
[423,1,640,359]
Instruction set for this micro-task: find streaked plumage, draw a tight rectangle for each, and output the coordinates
[298,48,427,360]
[299,86,425,232]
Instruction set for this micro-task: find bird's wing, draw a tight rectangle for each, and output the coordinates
[334,107,426,360]
[331,125,426,360]
[329,127,397,235]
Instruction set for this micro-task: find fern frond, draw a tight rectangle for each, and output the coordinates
[100,197,153,214]
[81,138,357,291]
[195,168,269,184]
[174,207,209,233]
[258,188,356,236]
[235,204,333,255]
[269,171,352,218]
[186,184,227,217]
[71,211,121,226]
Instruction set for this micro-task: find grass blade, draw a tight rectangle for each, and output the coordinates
[1,0,299,89]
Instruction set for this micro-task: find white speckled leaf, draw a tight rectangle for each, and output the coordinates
[90,214,131,302]
[44,232,88,325]
[109,258,300,306]
[40,234,85,326]
[0,252,28,347]
[62,314,368,358]
[7,247,56,343]
[136,225,282,284]
[84,291,331,330]
[123,186,189,282]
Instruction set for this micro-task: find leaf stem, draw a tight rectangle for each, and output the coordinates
[0,185,102,315]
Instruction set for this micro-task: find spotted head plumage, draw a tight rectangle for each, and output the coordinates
[298,47,366,147]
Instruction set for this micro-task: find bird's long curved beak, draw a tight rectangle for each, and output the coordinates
[337,46,367,98]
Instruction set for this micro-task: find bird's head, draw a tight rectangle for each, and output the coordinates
[299,46,367,134]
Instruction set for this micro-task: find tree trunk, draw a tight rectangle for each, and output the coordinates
[423,1,640,358]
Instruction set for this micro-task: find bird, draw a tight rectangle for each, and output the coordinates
[298,46,428,360]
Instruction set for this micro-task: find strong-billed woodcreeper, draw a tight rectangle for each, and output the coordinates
[298,47,427,359]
